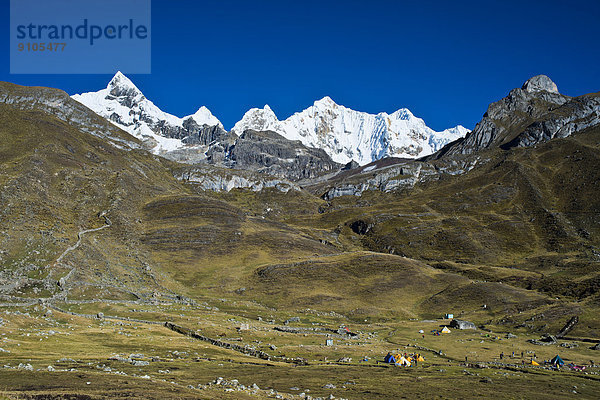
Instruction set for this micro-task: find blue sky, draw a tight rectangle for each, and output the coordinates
[2,0,599,131]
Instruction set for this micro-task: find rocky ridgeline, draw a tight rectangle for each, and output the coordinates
[319,156,481,200]
[170,129,341,184]
[435,75,600,157]
[0,82,139,151]
[226,130,341,180]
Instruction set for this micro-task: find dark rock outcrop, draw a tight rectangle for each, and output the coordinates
[226,129,341,180]
[556,316,579,338]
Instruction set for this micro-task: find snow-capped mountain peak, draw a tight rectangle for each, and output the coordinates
[73,71,468,166]
[232,100,469,165]
[191,106,222,127]
[108,71,138,91]
[314,96,337,108]
[389,108,414,120]
[231,104,283,135]
[72,73,223,154]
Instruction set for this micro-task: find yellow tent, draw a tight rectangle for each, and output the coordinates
[417,355,425,362]
[531,360,539,366]
[441,327,451,333]
[396,356,411,367]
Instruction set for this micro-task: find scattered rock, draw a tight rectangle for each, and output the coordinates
[18,363,33,371]
[284,317,301,325]
[560,342,578,349]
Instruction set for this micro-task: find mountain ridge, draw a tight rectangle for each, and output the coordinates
[232,95,469,165]
[72,72,468,165]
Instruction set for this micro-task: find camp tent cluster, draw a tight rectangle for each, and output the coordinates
[384,352,425,367]
[431,327,451,335]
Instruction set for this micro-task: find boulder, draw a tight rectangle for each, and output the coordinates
[449,319,476,330]
[522,75,559,94]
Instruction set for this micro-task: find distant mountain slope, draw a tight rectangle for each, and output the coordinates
[232,96,468,165]
[0,81,335,303]
[72,74,339,179]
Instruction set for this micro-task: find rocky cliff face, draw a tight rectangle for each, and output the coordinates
[501,92,600,149]
[174,164,299,193]
[432,75,599,158]
[315,156,480,200]
[226,130,341,181]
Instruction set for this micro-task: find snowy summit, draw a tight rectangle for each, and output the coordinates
[231,96,468,165]
[72,72,222,153]
[73,72,468,164]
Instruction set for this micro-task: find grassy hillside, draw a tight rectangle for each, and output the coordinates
[1,83,599,398]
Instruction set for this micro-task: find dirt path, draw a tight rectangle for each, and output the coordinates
[55,213,111,266]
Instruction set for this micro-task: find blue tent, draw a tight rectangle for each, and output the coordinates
[550,355,564,366]
[384,354,396,364]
